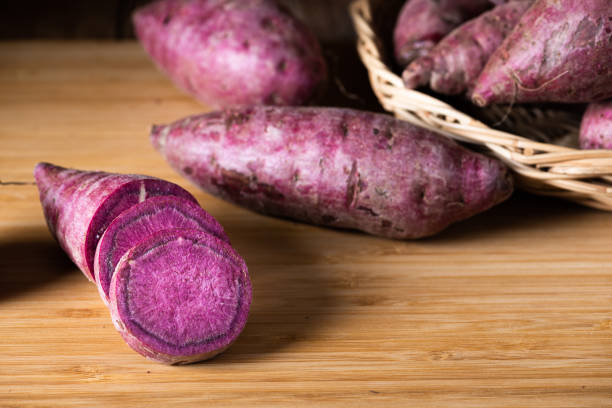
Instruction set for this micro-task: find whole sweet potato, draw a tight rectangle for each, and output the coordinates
[402,0,533,94]
[579,101,612,149]
[133,0,327,108]
[152,106,513,239]
[471,0,612,106]
[393,0,491,67]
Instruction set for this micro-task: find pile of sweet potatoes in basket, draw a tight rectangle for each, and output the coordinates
[394,0,611,142]
[34,0,610,364]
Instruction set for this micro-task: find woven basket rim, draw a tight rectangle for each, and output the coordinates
[349,0,612,211]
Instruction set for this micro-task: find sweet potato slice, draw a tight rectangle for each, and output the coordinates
[94,195,229,303]
[109,228,251,364]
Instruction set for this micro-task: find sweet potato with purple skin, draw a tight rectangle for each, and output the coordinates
[94,195,229,304]
[133,0,327,108]
[151,106,513,239]
[393,0,492,67]
[34,162,197,281]
[579,101,612,149]
[471,0,612,106]
[109,228,251,365]
[402,0,533,94]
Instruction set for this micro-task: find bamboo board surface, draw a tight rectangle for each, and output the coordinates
[1,42,612,407]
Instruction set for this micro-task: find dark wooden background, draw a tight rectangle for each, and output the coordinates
[0,0,355,41]
[0,0,381,109]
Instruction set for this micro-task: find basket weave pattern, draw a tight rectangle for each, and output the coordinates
[349,0,612,210]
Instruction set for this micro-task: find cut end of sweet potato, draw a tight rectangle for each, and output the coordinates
[109,228,251,364]
[83,178,197,279]
[34,162,197,280]
[94,195,230,304]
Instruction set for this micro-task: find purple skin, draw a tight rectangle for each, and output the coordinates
[109,228,251,365]
[579,101,612,149]
[94,195,229,304]
[151,106,514,239]
[393,0,492,67]
[132,0,327,109]
[471,0,612,106]
[402,0,533,94]
[34,163,197,281]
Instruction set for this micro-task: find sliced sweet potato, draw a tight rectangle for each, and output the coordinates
[109,228,252,364]
[34,162,196,280]
[94,195,229,303]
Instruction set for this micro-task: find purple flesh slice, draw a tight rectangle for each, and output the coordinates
[94,195,230,304]
[109,228,251,365]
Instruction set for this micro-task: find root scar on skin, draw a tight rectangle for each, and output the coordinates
[492,69,569,127]
[139,182,147,203]
[509,68,569,93]
[493,79,517,127]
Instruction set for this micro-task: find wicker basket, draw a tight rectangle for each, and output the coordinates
[349,0,612,211]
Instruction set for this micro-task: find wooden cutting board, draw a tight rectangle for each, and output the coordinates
[1,42,611,407]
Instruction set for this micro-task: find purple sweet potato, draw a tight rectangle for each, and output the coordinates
[94,195,229,304]
[34,162,196,281]
[402,0,533,94]
[133,0,327,109]
[471,0,612,106]
[393,0,492,67]
[151,106,513,239]
[579,101,612,149]
[109,228,251,364]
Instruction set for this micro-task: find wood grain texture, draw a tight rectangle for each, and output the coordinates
[1,42,612,407]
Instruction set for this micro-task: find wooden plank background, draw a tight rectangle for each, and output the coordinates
[0,0,356,41]
[1,0,612,405]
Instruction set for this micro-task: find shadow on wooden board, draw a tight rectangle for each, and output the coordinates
[207,219,343,362]
[0,222,344,361]
[0,231,76,302]
[434,191,593,244]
